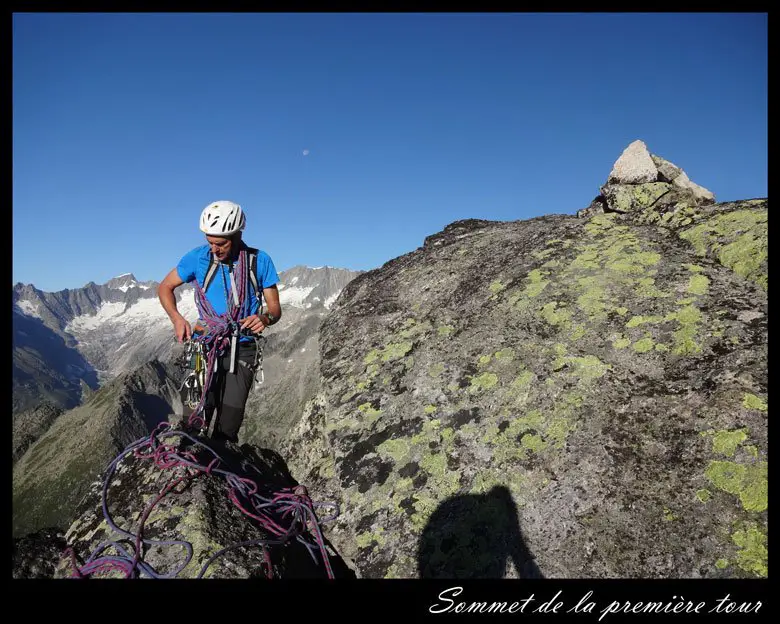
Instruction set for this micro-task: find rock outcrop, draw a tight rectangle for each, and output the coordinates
[12,528,68,579]
[12,402,64,464]
[280,142,767,579]
[578,139,716,219]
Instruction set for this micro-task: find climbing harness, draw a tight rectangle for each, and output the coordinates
[177,330,267,435]
[203,245,261,307]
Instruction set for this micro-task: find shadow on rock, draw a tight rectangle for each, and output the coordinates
[417,485,543,579]
[13,528,68,578]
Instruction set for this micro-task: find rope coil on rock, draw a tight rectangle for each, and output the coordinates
[63,422,339,579]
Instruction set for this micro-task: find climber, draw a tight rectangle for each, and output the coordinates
[158,200,282,443]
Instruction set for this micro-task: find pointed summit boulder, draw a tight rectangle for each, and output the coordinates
[607,139,658,184]
[577,140,716,217]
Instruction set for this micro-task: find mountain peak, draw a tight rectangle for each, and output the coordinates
[105,274,139,291]
[110,273,137,282]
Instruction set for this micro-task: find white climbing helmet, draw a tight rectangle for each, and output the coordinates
[199,200,246,236]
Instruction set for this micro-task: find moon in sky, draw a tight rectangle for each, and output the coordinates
[302,149,310,156]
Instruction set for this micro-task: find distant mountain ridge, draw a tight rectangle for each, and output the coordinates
[12,264,363,452]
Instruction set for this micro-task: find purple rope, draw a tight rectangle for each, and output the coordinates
[186,249,249,430]
[64,422,339,579]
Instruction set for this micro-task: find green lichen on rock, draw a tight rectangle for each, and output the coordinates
[494,348,515,361]
[364,341,414,366]
[399,319,433,340]
[469,372,499,392]
[704,460,767,512]
[742,393,767,412]
[679,207,767,290]
[603,182,672,213]
[356,527,387,549]
[428,362,445,378]
[715,558,729,570]
[522,269,550,299]
[382,342,413,362]
[489,280,506,294]
[357,402,382,425]
[437,325,455,337]
[665,304,704,355]
[632,337,655,353]
[696,489,712,503]
[520,432,548,453]
[626,315,664,328]
[731,525,767,577]
[508,369,535,405]
[687,273,710,296]
[701,428,749,457]
[540,301,573,327]
[376,438,412,463]
[552,354,610,382]
[612,336,631,349]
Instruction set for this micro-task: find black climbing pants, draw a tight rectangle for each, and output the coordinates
[202,341,258,443]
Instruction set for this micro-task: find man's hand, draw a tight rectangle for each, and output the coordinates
[240,314,268,334]
[174,317,192,342]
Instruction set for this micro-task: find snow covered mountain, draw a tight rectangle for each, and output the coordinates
[276,265,358,310]
[12,266,361,415]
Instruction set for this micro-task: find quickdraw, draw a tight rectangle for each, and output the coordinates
[178,339,207,411]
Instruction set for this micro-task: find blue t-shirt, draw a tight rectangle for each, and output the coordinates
[177,244,279,326]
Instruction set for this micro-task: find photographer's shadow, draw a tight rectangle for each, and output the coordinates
[417,485,544,579]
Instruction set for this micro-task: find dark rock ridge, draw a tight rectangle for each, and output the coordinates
[12,308,99,413]
[13,402,64,464]
[279,141,767,578]
[12,359,182,537]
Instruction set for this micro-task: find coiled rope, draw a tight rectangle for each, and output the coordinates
[63,423,338,578]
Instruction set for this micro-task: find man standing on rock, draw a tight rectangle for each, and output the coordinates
[158,200,282,443]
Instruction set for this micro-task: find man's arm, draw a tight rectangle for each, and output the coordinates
[158,268,191,342]
[261,285,281,325]
[239,284,281,334]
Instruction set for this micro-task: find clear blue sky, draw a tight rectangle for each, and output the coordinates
[13,12,767,292]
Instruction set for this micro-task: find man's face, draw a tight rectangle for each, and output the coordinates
[206,235,233,262]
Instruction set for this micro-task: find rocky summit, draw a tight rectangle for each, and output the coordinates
[13,140,767,580]
[280,141,767,579]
